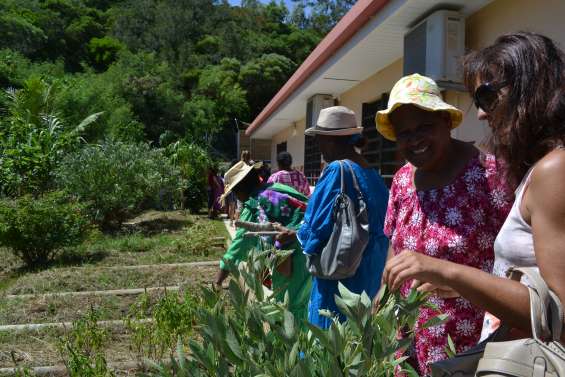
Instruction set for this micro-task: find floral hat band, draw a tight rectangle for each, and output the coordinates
[375,73,463,141]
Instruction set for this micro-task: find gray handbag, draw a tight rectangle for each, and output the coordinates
[475,267,565,377]
[306,160,369,280]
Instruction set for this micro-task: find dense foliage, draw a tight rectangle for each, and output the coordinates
[166,141,213,213]
[0,191,90,266]
[57,251,444,376]
[55,141,185,229]
[0,77,103,196]
[160,251,438,376]
[0,0,355,259]
[0,0,353,152]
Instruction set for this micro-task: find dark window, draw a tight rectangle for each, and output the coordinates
[361,94,404,187]
[276,142,287,155]
[304,135,321,185]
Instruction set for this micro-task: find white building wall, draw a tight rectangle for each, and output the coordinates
[271,118,307,171]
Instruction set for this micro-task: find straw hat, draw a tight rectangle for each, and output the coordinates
[304,106,363,136]
[375,74,463,141]
[219,160,262,205]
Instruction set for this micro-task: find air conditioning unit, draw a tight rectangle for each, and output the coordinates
[403,10,465,85]
[306,94,334,129]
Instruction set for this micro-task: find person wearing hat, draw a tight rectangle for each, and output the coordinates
[215,160,311,321]
[291,105,389,329]
[376,74,512,375]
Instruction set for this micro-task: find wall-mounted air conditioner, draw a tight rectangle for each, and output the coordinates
[403,10,465,86]
[306,94,334,129]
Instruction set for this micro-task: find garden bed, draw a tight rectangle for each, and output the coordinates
[0,214,229,374]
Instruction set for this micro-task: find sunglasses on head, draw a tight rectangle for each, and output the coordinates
[473,81,508,113]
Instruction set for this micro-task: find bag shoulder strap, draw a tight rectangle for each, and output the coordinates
[343,160,364,199]
[508,266,563,341]
[337,160,345,193]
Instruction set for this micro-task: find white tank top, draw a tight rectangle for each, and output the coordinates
[491,168,537,279]
[480,167,537,340]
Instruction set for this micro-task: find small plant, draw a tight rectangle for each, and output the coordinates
[0,191,91,267]
[127,290,198,361]
[59,308,115,377]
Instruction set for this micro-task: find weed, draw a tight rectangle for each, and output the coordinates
[58,308,115,377]
[126,290,198,362]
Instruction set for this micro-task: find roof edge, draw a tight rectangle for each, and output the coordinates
[245,0,391,137]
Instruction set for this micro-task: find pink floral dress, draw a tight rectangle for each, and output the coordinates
[384,153,512,376]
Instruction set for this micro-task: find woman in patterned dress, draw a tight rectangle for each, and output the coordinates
[375,74,512,375]
[215,161,311,321]
[383,32,565,361]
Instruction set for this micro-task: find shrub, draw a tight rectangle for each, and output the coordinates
[166,141,212,213]
[147,251,446,376]
[0,191,90,267]
[0,77,103,196]
[55,141,185,230]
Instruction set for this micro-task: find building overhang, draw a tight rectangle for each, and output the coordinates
[246,0,493,139]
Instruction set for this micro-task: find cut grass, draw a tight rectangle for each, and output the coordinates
[0,329,140,369]
[0,215,227,295]
[0,214,228,371]
[0,289,171,326]
[4,265,217,295]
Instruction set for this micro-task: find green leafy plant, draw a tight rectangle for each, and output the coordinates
[146,251,447,376]
[127,290,199,361]
[59,309,115,377]
[55,140,185,230]
[0,191,90,267]
[0,77,103,196]
[166,141,213,213]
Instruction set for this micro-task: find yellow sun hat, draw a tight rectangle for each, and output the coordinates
[219,160,262,205]
[375,73,463,141]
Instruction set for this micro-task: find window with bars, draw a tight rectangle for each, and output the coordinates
[361,94,404,187]
[304,135,321,185]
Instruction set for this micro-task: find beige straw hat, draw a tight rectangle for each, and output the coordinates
[375,74,463,141]
[219,160,262,205]
[304,106,363,136]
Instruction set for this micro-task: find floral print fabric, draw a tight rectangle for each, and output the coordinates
[220,183,311,321]
[384,153,512,376]
[267,169,311,196]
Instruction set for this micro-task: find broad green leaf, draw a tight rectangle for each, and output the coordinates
[421,313,449,329]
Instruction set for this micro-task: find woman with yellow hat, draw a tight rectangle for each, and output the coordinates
[376,74,512,375]
[215,161,311,321]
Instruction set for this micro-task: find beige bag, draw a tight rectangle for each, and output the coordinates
[476,267,565,377]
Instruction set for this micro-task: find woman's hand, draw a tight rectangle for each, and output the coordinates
[272,223,297,246]
[412,280,460,298]
[382,250,451,292]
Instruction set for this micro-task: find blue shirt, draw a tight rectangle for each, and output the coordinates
[297,160,389,328]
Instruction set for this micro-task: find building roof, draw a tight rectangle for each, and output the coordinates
[246,0,493,138]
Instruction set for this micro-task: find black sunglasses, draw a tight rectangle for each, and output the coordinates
[473,81,508,113]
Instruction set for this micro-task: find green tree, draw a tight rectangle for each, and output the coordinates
[0,77,102,196]
[240,53,296,117]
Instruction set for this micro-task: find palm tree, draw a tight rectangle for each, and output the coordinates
[0,77,103,196]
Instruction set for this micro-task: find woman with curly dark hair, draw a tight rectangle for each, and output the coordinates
[383,32,565,344]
